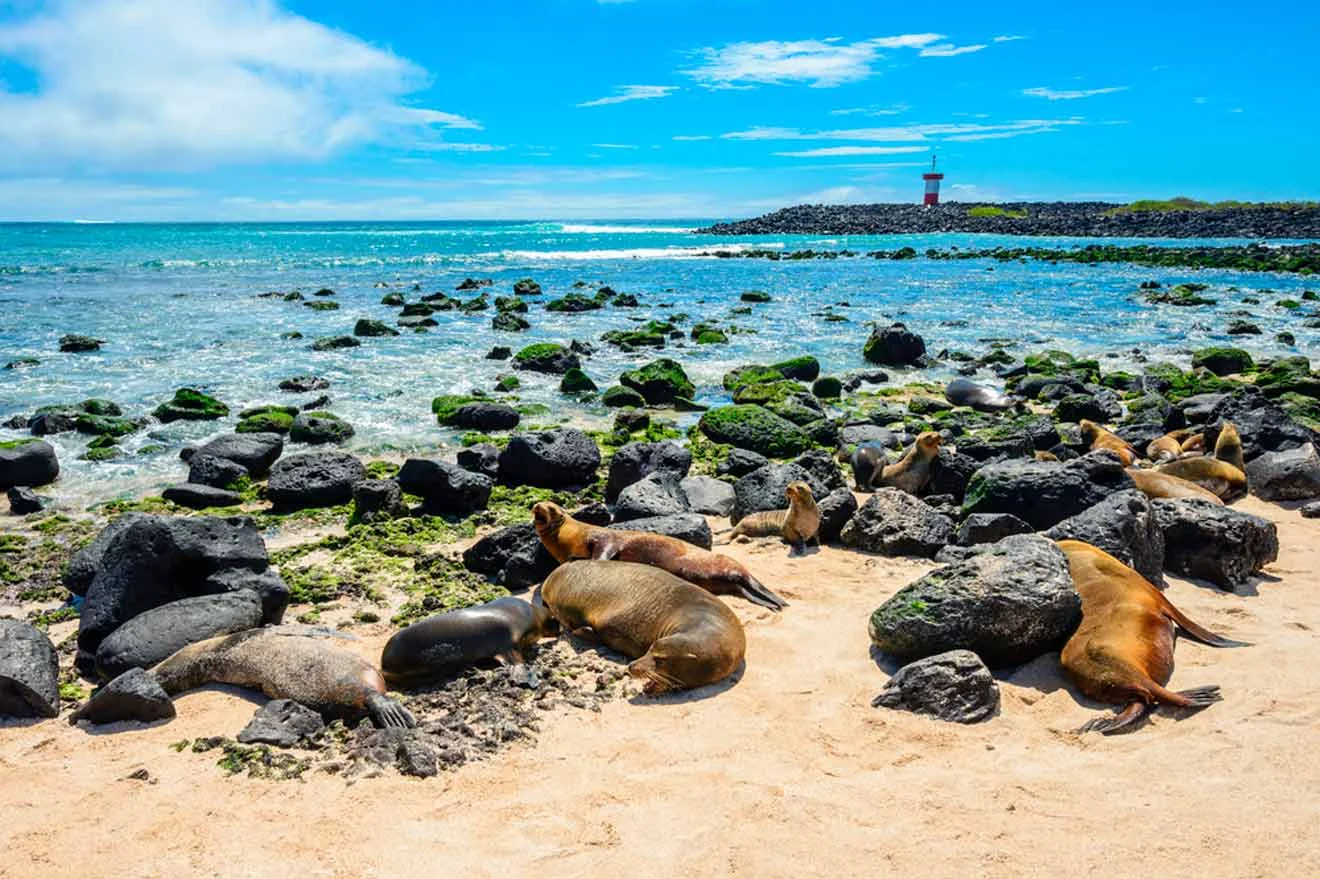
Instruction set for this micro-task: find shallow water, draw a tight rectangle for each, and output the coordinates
[1,220,1316,507]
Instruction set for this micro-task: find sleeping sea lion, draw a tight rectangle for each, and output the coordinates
[1057,539,1248,734]
[875,431,942,495]
[1156,457,1247,501]
[944,378,1016,413]
[1035,450,1060,462]
[380,597,556,687]
[539,560,745,695]
[720,481,820,552]
[1125,468,1224,504]
[153,626,414,728]
[533,502,788,611]
[1079,420,1139,466]
[1180,433,1205,454]
[848,442,887,492]
[1147,429,1194,464]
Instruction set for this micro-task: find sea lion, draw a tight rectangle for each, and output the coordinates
[1180,433,1205,454]
[1034,450,1060,462]
[533,502,788,611]
[153,627,414,728]
[1125,468,1224,504]
[944,378,1016,413]
[1213,421,1245,473]
[539,560,745,695]
[1056,539,1247,734]
[380,597,556,687]
[848,442,887,492]
[875,431,942,495]
[1156,457,1247,501]
[720,481,820,552]
[1147,429,1193,464]
[1079,420,1139,466]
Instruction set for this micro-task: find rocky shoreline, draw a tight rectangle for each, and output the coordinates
[696,202,1320,239]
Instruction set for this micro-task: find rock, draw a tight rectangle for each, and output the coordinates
[188,454,248,489]
[279,375,329,393]
[498,429,601,489]
[614,472,691,522]
[717,448,770,478]
[698,405,813,458]
[956,513,1033,546]
[76,515,280,657]
[842,369,890,391]
[1300,501,1320,519]
[7,487,44,514]
[601,386,646,408]
[492,312,531,332]
[680,475,735,517]
[0,619,59,719]
[560,368,598,393]
[28,410,77,435]
[237,699,325,747]
[868,535,1081,667]
[64,513,146,596]
[609,514,712,549]
[1244,443,1320,500]
[153,388,229,422]
[1045,490,1164,583]
[94,592,266,680]
[162,483,242,509]
[512,343,579,375]
[70,668,176,725]
[1053,394,1108,423]
[863,322,926,366]
[1191,347,1254,376]
[1204,392,1320,460]
[840,424,898,448]
[619,359,695,405]
[513,278,541,296]
[816,487,858,544]
[1153,498,1279,590]
[1177,393,1228,424]
[486,346,512,360]
[574,503,613,526]
[267,451,366,511]
[928,449,981,502]
[463,523,556,590]
[812,376,842,398]
[871,650,999,724]
[396,459,492,515]
[59,334,104,352]
[189,433,283,477]
[841,488,954,558]
[352,479,407,523]
[961,452,1135,530]
[771,356,821,382]
[613,409,650,434]
[354,319,399,338]
[731,463,826,523]
[456,444,500,480]
[0,439,59,489]
[311,336,360,352]
[447,403,520,432]
[289,411,354,445]
[605,441,692,502]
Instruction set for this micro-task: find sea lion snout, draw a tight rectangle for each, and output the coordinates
[532,501,566,534]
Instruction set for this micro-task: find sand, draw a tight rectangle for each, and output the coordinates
[2,496,1318,879]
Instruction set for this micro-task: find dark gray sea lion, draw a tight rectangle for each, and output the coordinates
[944,378,1015,413]
[848,442,888,492]
[153,626,414,728]
[380,597,556,687]
[539,560,745,695]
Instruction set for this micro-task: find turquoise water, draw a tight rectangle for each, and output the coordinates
[1,220,1315,507]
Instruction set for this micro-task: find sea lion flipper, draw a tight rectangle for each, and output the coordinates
[1077,701,1148,735]
[367,693,416,729]
[1173,685,1223,707]
[1159,600,1252,648]
[739,576,789,612]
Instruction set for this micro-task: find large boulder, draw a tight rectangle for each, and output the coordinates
[816,487,858,544]
[396,458,493,515]
[448,403,520,432]
[289,412,355,445]
[868,535,1081,667]
[8,487,44,515]
[162,483,242,509]
[0,439,59,489]
[791,449,849,495]
[928,448,980,501]
[68,668,175,725]
[462,524,556,591]
[698,405,813,458]
[1245,444,1320,500]
[840,488,954,558]
[956,513,1033,547]
[1153,499,1279,590]
[94,592,266,680]
[1045,490,1165,584]
[613,472,691,523]
[680,475,735,517]
[188,454,248,489]
[871,650,1000,724]
[498,429,601,488]
[64,513,147,596]
[512,343,579,375]
[609,514,712,549]
[619,359,695,406]
[0,619,60,719]
[456,444,500,480]
[352,479,407,523]
[961,452,1135,530]
[731,463,819,524]
[605,441,691,502]
[863,322,926,366]
[717,448,770,478]
[189,433,283,477]
[267,451,366,510]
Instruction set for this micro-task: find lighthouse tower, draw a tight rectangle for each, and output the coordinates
[922,155,944,206]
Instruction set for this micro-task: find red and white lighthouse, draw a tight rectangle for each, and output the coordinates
[922,155,943,206]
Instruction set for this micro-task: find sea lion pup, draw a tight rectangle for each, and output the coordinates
[1156,456,1247,501]
[847,442,887,491]
[1212,421,1245,473]
[1125,468,1224,504]
[1079,420,1139,466]
[1147,429,1194,464]
[1180,433,1205,454]
[720,481,821,552]
[1034,450,1060,462]
[1056,540,1248,734]
[539,560,745,696]
[380,598,556,687]
[532,501,788,611]
[153,627,414,728]
[943,378,1016,413]
[875,431,942,495]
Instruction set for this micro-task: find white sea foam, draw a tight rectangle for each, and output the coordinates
[483,243,779,261]
[554,223,696,234]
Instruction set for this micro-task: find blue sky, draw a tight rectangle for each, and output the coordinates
[0,0,1315,220]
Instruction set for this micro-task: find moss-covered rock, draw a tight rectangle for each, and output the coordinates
[697,405,812,457]
[1255,356,1320,399]
[303,300,340,312]
[237,411,295,434]
[311,336,360,352]
[771,355,821,382]
[74,414,141,437]
[722,365,785,392]
[600,329,666,349]
[546,294,602,313]
[1145,284,1216,306]
[1141,363,1240,402]
[153,388,229,422]
[513,278,542,296]
[80,399,122,417]
[732,380,802,406]
[601,386,646,408]
[740,290,771,303]
[812,376,842,398]
[513,343,580,374]
[431,395,479,424]
[619,358,695,406]
[290,411,354,445]
[1191,346,1254,376]
[559,368,598,393]
[380,292,405,306]
[495,375,521,393]
[492,312,531,332]
[353,319,398,337]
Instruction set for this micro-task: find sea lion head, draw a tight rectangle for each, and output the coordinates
[915,431,943,458]
[532,501,567,536]
[628,637,704,696]
[1078,419,1104,446]
[784,480,815,506]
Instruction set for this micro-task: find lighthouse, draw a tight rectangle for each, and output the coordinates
[922,155,943,206]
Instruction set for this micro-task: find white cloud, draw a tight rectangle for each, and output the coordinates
[0,0,477,170]
[919,43,987,57]
[1193,96,1208,104]
[415,143,506,153]
[993,34,1026,42]
[1023,86,1128,100]
[591,143,640,150]
[671,135,712,141]
[831,103,910,116]
[576,85,678,107]
[724,119,1082,142]
[772,146,928,157]
[684,34,946,88]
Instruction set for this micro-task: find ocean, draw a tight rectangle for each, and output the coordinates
[1,220,1315,507]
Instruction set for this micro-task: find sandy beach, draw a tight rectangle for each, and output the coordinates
[2,495,1316,879]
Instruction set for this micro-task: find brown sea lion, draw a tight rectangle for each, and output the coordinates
[1180,433,1205,454]
[1079,420,1139,466]
[1126,468,1224,504]
[153,626,414,728]
[533,502,788,611]
[1213,421,1245,473]
[1156,457,1247,501]
[875,431,942,495]
[1057,539,1248,734]
[1034,450,1060,462]
[720,481,820,552]
[380,598,556,687]
[1147,429,1193,464]
[539,560,745,695]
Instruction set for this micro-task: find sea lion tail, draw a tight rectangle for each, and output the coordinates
[1171,685,1223,707]
[1160,600,1252,648]
[367,693,416,729]
[1077,701,1148,735]
[740,575,789,612]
